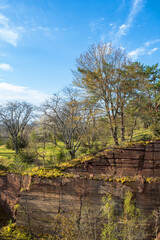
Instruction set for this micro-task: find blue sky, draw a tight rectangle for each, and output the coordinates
[0,0,159,104]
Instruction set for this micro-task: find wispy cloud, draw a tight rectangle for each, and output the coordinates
[0,63,12,71]
[0,13,22,46]
[0,82,49,104]
[147,48,158,55]
[118,0,126,11]
[128,47,146,60]
[117,0,144,38]
[145,39,160,47]
[128,41,159,60]
[127,0,143,25]
[32,26,49,33]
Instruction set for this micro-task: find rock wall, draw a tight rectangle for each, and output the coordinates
[0,174,22,218]
[0,140,160,238]
[71,141,160,177]
[16,177,160,236]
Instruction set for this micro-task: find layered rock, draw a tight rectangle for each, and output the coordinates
[0,140,160,238]
[70,141,160,177]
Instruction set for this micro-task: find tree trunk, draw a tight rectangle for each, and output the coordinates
[130,114,138,142]
[113,127,119,145]
[106,109,119,146]
[14,138,19,154]
[121,111,125,141]
[109,126,119,145]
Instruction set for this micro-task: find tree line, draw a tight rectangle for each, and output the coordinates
[0,42,159,160]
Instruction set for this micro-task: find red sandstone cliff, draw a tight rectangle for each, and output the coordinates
[0,140,160,238]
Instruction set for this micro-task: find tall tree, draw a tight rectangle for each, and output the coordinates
[73,43,141,145]
[0,101,34,154]
[117,61,144,141]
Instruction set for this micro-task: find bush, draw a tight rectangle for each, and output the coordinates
[5,138,14,150]
[56,149,66,163]
[135,133,152,142]
[5,136,28,150]
[17,150,36,164]
[101,192,148,240]
[0,164,9,171]
[17,136,28,149]
[46,154,56,166]
[0,134,3,145]
[9,150,36,173]
[152,124,160,136]
[80,147,87,154]
[8,157,28,173]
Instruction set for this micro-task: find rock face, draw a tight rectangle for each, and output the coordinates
[0,141,160,238]
[71,141,160,177]
[0,174,22,218]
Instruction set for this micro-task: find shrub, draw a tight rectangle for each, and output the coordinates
[0,134,3,145]
[5,138,14,150]
[9,157,28,173]
[135,133,152,142]
[101,192,148,240]
[56,149,66,163]
[17,150,36,164]
[80,147,87,154]
[0,164,9,171]
[152,124,160,136]
[5,136,28,150]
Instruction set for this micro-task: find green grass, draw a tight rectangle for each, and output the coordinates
[0,145,15,167]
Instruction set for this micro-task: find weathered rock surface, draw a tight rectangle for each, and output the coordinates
[0,140,160,238]
[70,141,160,177]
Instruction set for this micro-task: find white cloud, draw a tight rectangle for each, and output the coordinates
[117,0,144,38]
[128,42,159,60]
[0,82,49,105]
[145,39,160,47]
[128,0,143,25]
[118,24,129,36]
[0,13,22,47]
[0,28,19,46]
[128,47,146,60]
[147,48,158,55]
[0,63,12,71]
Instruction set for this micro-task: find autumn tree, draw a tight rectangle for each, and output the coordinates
[73,42,142,145]
[0,101,34,154]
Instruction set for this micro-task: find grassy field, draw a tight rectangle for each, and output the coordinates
[0,145,15,166]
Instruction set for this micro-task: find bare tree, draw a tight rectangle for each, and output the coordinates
[30,116,51,166]
[41,87,90,159]
[0,101,34,154]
